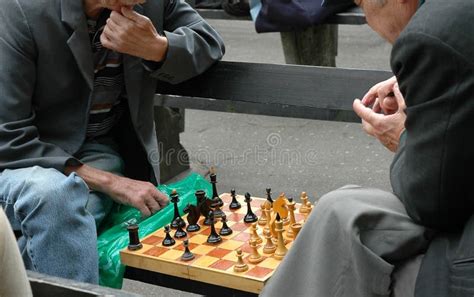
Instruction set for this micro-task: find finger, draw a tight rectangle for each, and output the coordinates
[146,197,161,214]
[110,10,132,26]
[393,84,407,110]
[361,86,378,106]
[376,80,395,101]
[380,96,398,114]
[153,190,170,207]
[137,204,152,217]
[121,7,150,28]
[353,99,383,126]
[100,32,116,50]
[372,98,382,114]
[105,18,121,34]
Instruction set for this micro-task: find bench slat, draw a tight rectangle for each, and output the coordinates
[155,61,392,122]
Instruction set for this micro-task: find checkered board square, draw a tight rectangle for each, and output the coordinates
[120,193,308,294]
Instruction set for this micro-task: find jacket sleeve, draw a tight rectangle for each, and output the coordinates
[0,1,79,172]
[149,0,225,84]
[390,32,474,231]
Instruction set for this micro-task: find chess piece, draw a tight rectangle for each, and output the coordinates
[183,203,201,232]
[248,239,264,264]
[219,215,233,236]
[210,167,225,218]
[275,193,290,226]
[233,249,248,272]
[243,193,258,223]
[162,225,176,247]
[264,203,278,240]
[266,188,274,205]
[299,192,310,214]
[127,224,142,251]
[263,228,277,254]
[181,240,195,261]
[286,197,297,239]
[207,211,222,244]
[257,203,267,226]
[250,222,263,244]
[273,220,288,260]
[174,223,187,239]
[170,190,186,229]
[229,188,241,210]
[291,223,303,239]
[196,190,213,226]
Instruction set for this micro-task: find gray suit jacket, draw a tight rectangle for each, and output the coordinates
[0,0,225,180]
[389,0,474,295]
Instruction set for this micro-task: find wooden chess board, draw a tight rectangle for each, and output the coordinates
[120,193,307,294]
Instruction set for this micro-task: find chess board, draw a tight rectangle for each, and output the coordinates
[120,193,307,294]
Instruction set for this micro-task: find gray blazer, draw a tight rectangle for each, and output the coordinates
[389,0,474,295]
[0,0,225,180]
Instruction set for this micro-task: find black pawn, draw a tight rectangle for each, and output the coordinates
[170,190,185,229]
[174,223,187,239]
[207,211,222,244]
[127,224,143,251]
[229,188,241,210]
[219,215,233,236]
[181,240,195,261]
[162,225,176,247]
[266,188,274,205]
[243,193,258,223]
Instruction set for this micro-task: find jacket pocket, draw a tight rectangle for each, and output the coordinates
[450,258,474,295]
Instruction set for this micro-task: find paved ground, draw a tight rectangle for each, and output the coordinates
[122,20,393,296]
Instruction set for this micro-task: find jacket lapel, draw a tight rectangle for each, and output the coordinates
[61,0,94,90]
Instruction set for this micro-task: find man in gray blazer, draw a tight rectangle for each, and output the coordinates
[262,0,473,296]
[0,0,224,284]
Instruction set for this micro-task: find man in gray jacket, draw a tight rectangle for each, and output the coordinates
[262,0,473,296]
[0,0,224,284]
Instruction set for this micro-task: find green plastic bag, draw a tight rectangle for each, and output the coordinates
[97,173,212,288]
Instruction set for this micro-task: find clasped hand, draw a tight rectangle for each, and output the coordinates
[101,7,168,62]
[353,76,406,152]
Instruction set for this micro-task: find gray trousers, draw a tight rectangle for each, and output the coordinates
[261,186,432,297]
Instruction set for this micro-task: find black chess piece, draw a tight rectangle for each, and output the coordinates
[174,223,187,239]
[207,210,222,244]
[170,190,185,229]
[197,190,213,226]
[229,188,241,210]
[184,203,201,232]
[210,169,225,218]
[266,188,274,205]
[181,240,195,261]
[243,192,258,223]
[127,224,143,251]
[219,215,233,236]
[162,225,176,247]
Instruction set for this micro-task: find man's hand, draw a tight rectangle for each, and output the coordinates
[362,76,399,115]
[105,175,170,217]
[353,83,407,152]
[66,164,169,217]
[101,7,168,62]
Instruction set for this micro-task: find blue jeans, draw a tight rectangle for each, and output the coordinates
[0,139,124,284]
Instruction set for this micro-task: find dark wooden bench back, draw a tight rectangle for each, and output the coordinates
[155,61,392,122]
